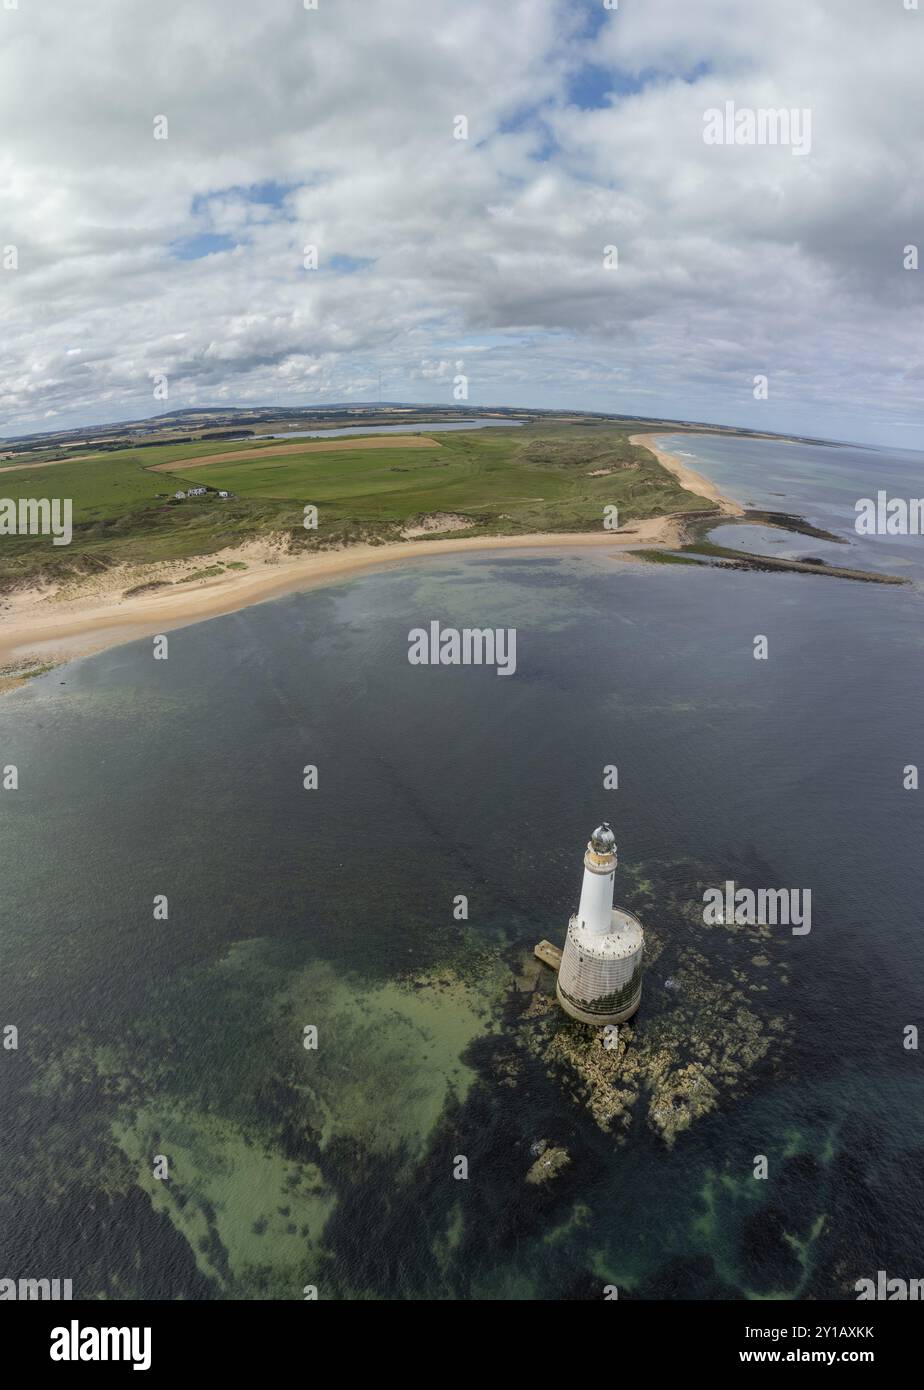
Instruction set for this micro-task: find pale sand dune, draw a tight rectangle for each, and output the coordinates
[400,512,473,538]
[149,435,440,471]
[0,518,682,676]
[629,433,744,516]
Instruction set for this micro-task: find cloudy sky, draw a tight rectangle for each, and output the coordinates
[1,0,921,446]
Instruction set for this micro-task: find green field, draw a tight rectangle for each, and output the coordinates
[0,425,713,589]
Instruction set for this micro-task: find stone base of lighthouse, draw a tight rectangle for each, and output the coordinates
[556,908,644,1026]
[556,978,642,1026]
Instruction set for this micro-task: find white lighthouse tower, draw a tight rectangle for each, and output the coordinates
[556,823,644,1026]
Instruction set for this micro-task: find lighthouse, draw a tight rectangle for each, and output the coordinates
[556,823,644,1025]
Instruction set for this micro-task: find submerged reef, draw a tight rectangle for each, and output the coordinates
[5,857,797,1298]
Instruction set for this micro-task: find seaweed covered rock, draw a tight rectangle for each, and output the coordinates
[525,1145,571,1185]
[516,865,792,1147]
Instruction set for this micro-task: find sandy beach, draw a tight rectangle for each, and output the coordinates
[629,433,744,516]
[0,432,748,691]
[0,517,685,688]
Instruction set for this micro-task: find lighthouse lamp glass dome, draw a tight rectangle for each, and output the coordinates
[590,823,616,854]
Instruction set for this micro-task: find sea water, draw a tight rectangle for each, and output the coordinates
[1,436,922,1299]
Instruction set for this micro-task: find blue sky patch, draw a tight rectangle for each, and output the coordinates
[171,232,237,260]
[190,181,298,218]
[568,59,713,111]
[328,253,374,274]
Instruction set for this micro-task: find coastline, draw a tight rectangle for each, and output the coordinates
[629,433,745,516]
[0,434,748,692]
[0,517,685,688]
